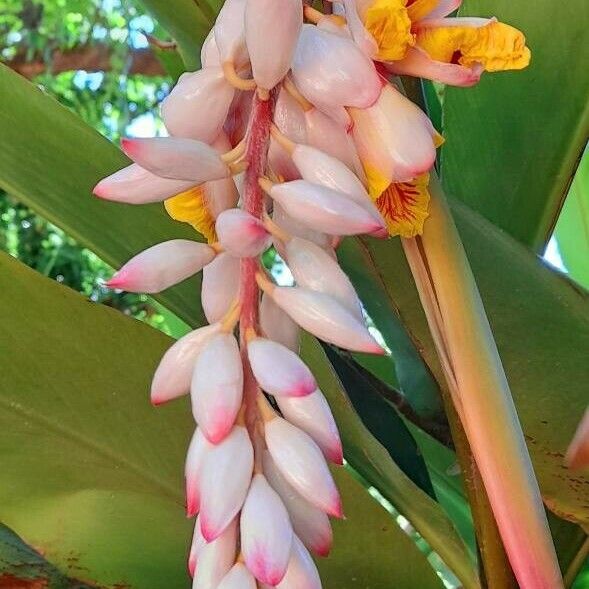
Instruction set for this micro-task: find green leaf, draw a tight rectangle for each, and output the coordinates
[0,63,204,327]
[441,0,589,250]
[0,251,444,589]
[343,200,589,525]
[555,147,589,290]
[137,0,214,70]
[302,336,480,589]
[0,524,95,589]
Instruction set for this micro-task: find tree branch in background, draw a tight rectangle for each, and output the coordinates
[3,45,165,79]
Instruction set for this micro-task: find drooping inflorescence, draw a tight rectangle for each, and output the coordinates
[94,0,529,586]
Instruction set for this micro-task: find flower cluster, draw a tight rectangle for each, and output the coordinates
[94,0,529,587]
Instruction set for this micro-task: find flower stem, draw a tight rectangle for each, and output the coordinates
[239,91,274,451]
[405,175,563,588]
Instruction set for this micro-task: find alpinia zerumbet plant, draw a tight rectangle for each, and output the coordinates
[93,0,564,587]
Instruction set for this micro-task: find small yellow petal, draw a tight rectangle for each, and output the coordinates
[363,0,415,61]
[406,0,440,23]
[376,173,430,237]
[164,186,217,243]
[416,20,531,72]
[363,161,393,200]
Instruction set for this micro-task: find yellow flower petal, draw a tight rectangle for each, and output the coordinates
[164,186,217,243]
[406,0,439,23]
[363,161,394,200]
[416,20,531,72]
[363,0,415,61]
[376,173,430,237]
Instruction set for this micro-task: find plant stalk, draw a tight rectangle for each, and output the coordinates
[404,175,563,588]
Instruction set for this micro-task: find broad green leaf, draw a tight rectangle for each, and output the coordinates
[0,251,444,589]
[441,0,589,250]
[342,200,589,525]
[555,147,589,290]
[302,336,480,589]
[0,524,94,589]
[0,63,204,327]
[137,0,214,70]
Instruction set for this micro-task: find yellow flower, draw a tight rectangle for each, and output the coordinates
[415,18,531,72]
[164,186,217,243]
[362,0,415,61]
[375,173,431,237]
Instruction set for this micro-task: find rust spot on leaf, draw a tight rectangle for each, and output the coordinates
[0,575,49,589]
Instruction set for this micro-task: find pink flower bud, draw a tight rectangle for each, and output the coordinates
[276,389,343,465]
[188,515,206,576]
[193,518,237,589]
[263,451,333,556]
[106,240,216,294]
[214,0,248,66]
[304,109,365,179]
[276,536,322,589]
[268,285,384,354]
[93,163,194,204]
[201,29,220,68]
[265,416,342,517]
[160,67,235,142]
[248,337,316,397]
[269,89,307,181]
[186,429,213,517]
[259,294,300,352]
[285,236,363,320]
[201,252,240,324]
[267,180,385,236]
[151,323,223,405]
[292,25,381,111]
[241,474,294,585]
[245,0,302,90]
[215,209,272,257]
[290,144,381,221]
[120,137,229,183]
[350,83,438,195]
[191,333,243,443]
[271,204,331,256]
[199,426,254,541]
[218,563,256,589]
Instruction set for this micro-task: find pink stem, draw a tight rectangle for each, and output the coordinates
[239,92,274,446]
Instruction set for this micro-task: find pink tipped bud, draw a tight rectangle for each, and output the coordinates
[260,293,300,352]
[248,337,316,397]
[245,0,302,90]
[107,240,216,294]
[193,518,237,589]
[263,451,333,556]
[291,144,382,221]
[350,83,438,192]
[201,252,240,323]
[93,163,194,204]
[241,474,294,585]
[285,237,363,321]
[268,180,385,236]
[215,209,272,258]
[277,536,322,589]
[185,429,213,517]
[120,137,229,183]
[304,109,365,179]
[161,67,235,142]
[218,563,257,589]
[214,0,248,66]
[271,204,332,256]
[151,324,222,405]
[268,285,384,354]
[276,389,343,465]
[188,515,207,576]
[265,417,342,517]
[292,25,381,111]
[191,333,243,444]
[201,29,220,68]
[199,426,254,541]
